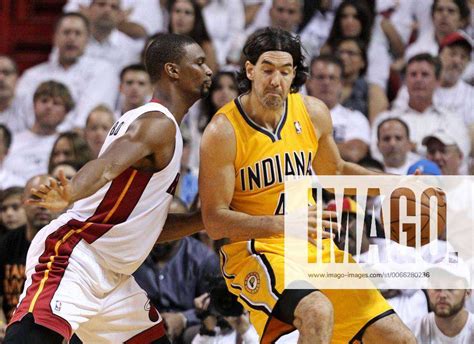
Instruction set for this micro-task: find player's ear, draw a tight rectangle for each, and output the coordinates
[164,62,179,80]
[245,61,255,81]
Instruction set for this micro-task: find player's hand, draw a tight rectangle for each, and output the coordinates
[162,312,186,340]
[26,170,73,212]
[308,206,338,244]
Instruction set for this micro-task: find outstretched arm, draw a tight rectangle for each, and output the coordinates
[158,211,204,243]
[28,112,176,210]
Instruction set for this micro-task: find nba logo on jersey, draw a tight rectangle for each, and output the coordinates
[54,300,62,311]
[294,121,302,134]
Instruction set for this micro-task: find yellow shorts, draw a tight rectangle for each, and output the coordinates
[220,238,393,344]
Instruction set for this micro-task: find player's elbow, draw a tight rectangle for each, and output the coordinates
[202,209,227,240]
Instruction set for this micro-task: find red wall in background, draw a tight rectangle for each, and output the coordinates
[0,0,66,73]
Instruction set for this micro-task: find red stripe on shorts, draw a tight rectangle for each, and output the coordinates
[9,168,153,339]
[124,321,167,344]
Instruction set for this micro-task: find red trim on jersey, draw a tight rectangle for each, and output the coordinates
[261,316,295,344]
[150,98,161,104]
[9,168,153,339]
[124,322,167,344]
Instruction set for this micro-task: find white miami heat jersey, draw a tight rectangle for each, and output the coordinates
[55,101,182,275]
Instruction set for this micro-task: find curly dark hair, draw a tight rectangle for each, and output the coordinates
[236,27,308,94]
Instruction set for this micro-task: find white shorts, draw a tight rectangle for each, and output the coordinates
[9,220,167,343]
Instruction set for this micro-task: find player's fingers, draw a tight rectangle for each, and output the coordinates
[321,210,337,220]
[58,169,69,188]
[37,184,51,194]
[24,199,47,207]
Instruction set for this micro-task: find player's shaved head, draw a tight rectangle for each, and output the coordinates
[144,33,197,83]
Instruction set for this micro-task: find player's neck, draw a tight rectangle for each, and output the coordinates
[435,309,468,337]
[152,88,196,125]
[241,93,284,131]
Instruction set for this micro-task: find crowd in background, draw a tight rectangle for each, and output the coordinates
[0,0,474,343]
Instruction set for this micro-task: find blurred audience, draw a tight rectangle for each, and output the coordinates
[116,64,151,118]
[168,0,218,72]
[376,118,421,174]
[0,125,23,189]
[15,12,119,130]
[0,56,27,133]
[423,129,465,175]
[306,55,370,162]
[371,53,470,166]
[47,131,93,174]
[0,187,26,232]
[84,105,115,158]
[4,81,73,182]
[82,0,144,72]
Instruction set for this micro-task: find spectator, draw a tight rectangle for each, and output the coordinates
[423,129,465,175]
[187,71,239,171]
[322,0,374,53]
[83,0,144,72]
[84,105,115,158]
[334,37,388,121]
[116,64,151,118]
[0,56,27,133]
[405,0,470,60]
[395,32,473,127]
[395,31,474,157]
[0,187,26,232]
[407,158,442,175]
[0,125,23,189]
[168,0,218,72]
[376,118,421,174]
[410,268,474,343]
[198,0,245,67]
[298,0,336,58]
[371,53,470,165]
[4,81,72,182]
[64,0,165,38]
[50,161,79,181]
[134,198,220,343]
[0,175,56,323]
[306,55,370,162]
[47,131,93,173]
[245,0,303,35]
[15,12,119,130]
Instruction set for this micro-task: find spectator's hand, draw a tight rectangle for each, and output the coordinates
[224,312,251,335]
[380,289,401,299]
[194,293,210,311]
[26,170,72,212]
[162,312,186,340]
[117,8,133,26]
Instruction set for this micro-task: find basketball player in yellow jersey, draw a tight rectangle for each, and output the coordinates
[199,28,416,344]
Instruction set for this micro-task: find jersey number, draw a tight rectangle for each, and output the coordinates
[109,121,124,136]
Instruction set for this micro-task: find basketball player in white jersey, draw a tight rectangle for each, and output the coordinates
[4,33,212,344]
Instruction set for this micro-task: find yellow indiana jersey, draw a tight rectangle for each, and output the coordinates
[220,93,318,217]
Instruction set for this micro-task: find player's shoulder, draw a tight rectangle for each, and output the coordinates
[300,94,332,124]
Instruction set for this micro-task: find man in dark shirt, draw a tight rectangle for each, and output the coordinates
[134,236,220,343]
[0,175,55,323]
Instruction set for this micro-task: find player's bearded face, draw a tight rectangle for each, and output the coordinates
[250,51,295,110]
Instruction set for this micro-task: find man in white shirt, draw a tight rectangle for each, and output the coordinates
[405,0,470,59]
[115,64,151,119]
[410,268,474,344]
[306,55,370,162]
[0,125,23,189]
[15,12,119,130]
[83,0,144,72]
[371,53,470,165]
[4,81,72,183]
[64,0,164,38]
[423,129,465,175]
[0,56,28,133]
[376,118,421,174]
